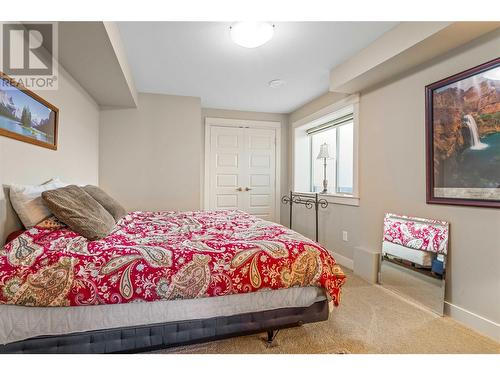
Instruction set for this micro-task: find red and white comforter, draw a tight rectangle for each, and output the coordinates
[0,210,345,307]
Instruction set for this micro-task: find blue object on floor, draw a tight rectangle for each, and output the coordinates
[431,259,444,275]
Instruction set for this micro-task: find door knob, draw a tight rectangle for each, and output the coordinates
[236,187,243,191]
[244,187,252,191]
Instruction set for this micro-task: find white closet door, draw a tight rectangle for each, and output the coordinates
[243,128,276,220]
[209,126,246,211]
[208,126,276,221]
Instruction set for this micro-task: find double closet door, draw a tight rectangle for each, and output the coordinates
[207,125,278,222]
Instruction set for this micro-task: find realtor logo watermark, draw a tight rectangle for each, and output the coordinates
[0,22,58,90]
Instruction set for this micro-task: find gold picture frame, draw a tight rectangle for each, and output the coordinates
[0,71,58,150]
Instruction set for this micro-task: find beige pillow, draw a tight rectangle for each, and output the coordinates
[42,185,115,240]
[83,185,127,222]
[9,178,69,228]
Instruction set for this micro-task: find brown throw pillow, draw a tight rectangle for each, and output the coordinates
[83,185,127,222]
[42,185,115,240]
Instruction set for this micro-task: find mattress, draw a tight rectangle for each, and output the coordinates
[0,286,326,346]
[382,241,434,267]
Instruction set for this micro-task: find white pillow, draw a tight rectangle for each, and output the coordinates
[9,178,69,228]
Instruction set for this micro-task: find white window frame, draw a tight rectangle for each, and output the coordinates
[291,94,359,206]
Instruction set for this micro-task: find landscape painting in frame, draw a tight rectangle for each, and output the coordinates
[426,57,500,208]
[0,71,58,150]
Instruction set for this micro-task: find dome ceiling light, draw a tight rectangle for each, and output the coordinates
[230,22,275,48]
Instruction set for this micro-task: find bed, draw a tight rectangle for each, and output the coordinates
[0,209,345,353]
[381,213,448,268]
[382,242,434,267]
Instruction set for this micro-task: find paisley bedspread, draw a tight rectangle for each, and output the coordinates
[0,210,345,307]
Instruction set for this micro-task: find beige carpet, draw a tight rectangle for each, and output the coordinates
[154,270,499,354]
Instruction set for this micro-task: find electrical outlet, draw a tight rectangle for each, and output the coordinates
[342,231,348,242]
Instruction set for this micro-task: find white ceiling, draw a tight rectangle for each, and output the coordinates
[118,22,398,113]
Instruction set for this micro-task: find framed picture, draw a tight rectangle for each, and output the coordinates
[0,71,58,150]
[426,57,500,208]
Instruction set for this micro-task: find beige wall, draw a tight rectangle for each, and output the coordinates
[0,66,100,244]
[100,93,202,211]
[290,31,500,329]
[201,108,288,224]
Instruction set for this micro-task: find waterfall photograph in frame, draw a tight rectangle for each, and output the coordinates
[0,71,58,150]
[426,57,500,208]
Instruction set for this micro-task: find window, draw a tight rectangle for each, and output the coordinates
[293,97,358,205]
[308,115,354,194]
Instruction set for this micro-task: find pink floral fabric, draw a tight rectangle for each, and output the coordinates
[383,213,449,254]
[0,210,345,307]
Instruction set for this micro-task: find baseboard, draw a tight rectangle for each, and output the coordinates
[331,251,353,270]
[444,301,500,342]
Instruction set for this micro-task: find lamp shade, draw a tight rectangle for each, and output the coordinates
[316,143,331,159]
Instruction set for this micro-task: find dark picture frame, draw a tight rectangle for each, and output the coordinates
[0,71,58,150]
[425,57,500,209]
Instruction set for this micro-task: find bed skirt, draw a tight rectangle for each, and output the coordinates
[0,300,328,354]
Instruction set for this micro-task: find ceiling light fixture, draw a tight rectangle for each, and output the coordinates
[230,22,274,48]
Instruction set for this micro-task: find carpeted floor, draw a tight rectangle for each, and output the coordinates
[154,269,500,354]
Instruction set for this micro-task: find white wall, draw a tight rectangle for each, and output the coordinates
[289,30,500,339]
[99,93,202,211]
[201,108,288,225]
[0,66,100,244]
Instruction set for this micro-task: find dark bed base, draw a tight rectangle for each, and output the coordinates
[0,300,328,354]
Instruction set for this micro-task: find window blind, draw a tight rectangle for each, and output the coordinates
[306,113,353,135]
